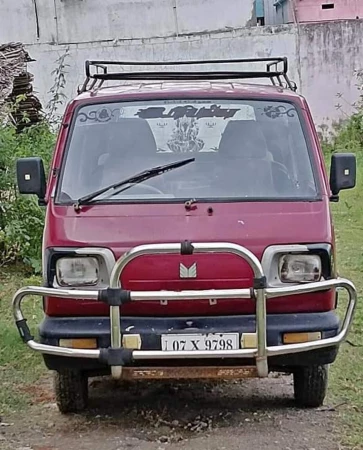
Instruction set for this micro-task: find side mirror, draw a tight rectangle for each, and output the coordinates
[16,157,46,203]
[329,153,356,201]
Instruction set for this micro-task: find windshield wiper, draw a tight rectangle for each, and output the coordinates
[74,157,195,210]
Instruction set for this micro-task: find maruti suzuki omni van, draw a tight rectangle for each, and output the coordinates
[13,57,357,413]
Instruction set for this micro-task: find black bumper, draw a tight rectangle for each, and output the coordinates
[39,312,340,374]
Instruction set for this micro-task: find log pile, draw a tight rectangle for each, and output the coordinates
[0,42,43,130]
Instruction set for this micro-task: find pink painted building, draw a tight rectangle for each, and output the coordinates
[292,0,363,23]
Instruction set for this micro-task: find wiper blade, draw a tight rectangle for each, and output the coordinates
[74,157,195,210]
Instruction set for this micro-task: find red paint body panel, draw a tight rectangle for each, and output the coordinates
[43,81,335,318]
[44,199,334,316]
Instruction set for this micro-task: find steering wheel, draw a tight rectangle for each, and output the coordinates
[271,161,291,179]
[118,182,165,195]
[270,160,297,193]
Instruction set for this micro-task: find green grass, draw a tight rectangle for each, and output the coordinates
[0,156,362,447]
[0,268,44,414]
[328,153,363,449]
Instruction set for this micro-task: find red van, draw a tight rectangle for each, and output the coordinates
[13,57,357,413]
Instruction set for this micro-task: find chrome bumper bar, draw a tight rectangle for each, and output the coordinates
[12,242,357,379]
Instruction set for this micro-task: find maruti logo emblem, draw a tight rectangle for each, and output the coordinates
[179,262,197,278]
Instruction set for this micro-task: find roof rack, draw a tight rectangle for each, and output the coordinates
[78,57,297,94]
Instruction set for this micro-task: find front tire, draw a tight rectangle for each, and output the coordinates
[54,369,88,414]
[293,364,328,407]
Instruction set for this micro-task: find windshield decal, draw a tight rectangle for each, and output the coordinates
[135,104,240,120]
[261,105,296,119]
[78,107,123,123]
[166,117,205,153]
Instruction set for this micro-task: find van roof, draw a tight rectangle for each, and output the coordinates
[74,80,303,103]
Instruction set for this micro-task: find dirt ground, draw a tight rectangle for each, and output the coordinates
[0,372,339,450]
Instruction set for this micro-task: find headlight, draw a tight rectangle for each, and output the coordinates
[56,257,99,287]
[279,254,321,283]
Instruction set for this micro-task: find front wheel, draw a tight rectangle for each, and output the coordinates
[293,365,328,408]
[54,369,88,414]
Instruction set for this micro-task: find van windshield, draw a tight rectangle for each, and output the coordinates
[58,99,318,203]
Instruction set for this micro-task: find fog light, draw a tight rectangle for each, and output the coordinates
[122,334,142,349]
[59,338,97,349]
[283,332,322,344]
[241,333,257,349]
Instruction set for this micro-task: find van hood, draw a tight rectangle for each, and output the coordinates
[45,199,333,316]
[48,200,331,253]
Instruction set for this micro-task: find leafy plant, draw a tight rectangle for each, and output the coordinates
[0,49,70,272]
[320,70,363,157]
[0,122,55,272]
[45,46,70,127]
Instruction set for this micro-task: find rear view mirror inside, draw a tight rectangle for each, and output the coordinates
[329,153,356,200]
[16,157,46,202]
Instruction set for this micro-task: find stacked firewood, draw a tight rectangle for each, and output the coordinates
[0,42,43,130]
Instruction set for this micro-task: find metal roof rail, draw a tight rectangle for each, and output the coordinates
[78,57,297,94]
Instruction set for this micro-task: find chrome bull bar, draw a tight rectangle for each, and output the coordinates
[12,242,357,379]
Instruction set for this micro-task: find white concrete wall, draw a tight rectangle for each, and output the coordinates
[27,24,298,112]
[23,20,363,128]
[0,0,56,44]
[1,0,362,127]
[299,20,363,125]
[0,0,256,44]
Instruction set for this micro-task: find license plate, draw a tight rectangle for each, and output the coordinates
[161,333,239,352]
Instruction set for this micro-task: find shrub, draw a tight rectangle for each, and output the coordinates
[0,122,55,272]
[0,49,68,273]
[321,70,363,157]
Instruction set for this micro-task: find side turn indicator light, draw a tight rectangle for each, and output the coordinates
[283,332,322,344]
[59,338,97,349]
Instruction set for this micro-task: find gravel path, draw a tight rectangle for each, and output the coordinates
[1,373,338,450]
